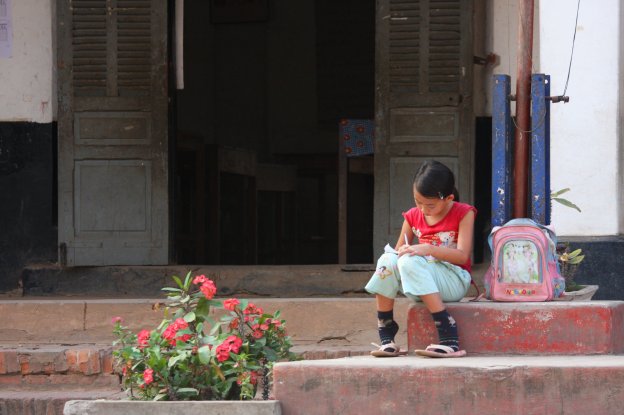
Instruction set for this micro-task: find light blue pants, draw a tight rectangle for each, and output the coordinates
[365,253,471,302]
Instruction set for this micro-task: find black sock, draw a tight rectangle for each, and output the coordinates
[431,310,459,352]
[377,310,399,348]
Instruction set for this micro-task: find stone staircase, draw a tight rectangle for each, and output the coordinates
[4,264,623,414]
[0,292,411,414]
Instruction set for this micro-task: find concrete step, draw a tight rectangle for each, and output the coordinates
[0,297,406,354]
[273,355,624,415]
[0,344,116,380]
[0,389,123,415]
[408,301,624,355]
[20,264,376,297]
[3,298,624,357]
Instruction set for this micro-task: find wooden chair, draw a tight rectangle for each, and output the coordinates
[338,119,374,264]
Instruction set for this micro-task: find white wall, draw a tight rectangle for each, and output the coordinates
[0,0,55,123]
[479,0,540,116]
[541,0,621,236]
[481,1,621,236]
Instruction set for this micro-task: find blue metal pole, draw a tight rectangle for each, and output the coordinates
[530,73,551,225]
[492,75,513,227]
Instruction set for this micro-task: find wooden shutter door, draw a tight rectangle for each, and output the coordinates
[373,0,474,252]
[57,0,168,265]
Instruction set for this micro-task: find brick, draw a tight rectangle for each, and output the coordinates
[81,349,101,375]
[274,356,624,415]
[65,350,78,369]
[407,301,624,355]
[0,351,19,374]
[101,351,114,374]
[19,359,31,375]
[54,351,69,373]
[0,375,24,387]
[66,349,101,375]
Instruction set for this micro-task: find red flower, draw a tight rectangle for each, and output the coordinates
[237,371,260,386]
[162,318,190,346]
[229,318,240,330]
[252,330,263,339]
[215,335,243,361]
[173,318,188,330]
[244,303,263,315]
[215,344,230,362]
[199,279,217,300]
[226,335,243,354]
[143,368,154,385]
[137,329,151,348]
[193,274,207,285]
[250,371,259,385]
[192,274,218,299]
[111,316,123,324]
[223,298,240,311]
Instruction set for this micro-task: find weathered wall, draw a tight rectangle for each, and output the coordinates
[540,0,621,236]
[0,0,55,123]
[0,1,56,292]
[0,122,57,292]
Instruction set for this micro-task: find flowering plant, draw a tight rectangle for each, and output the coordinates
[112,272,297,401]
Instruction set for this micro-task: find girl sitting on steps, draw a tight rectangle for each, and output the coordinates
[365,160,476,358]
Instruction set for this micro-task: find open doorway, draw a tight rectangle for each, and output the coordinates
[172,1,376,265]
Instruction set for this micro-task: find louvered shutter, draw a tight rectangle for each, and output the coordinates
[373,0,474,253]
[58,0,168,265]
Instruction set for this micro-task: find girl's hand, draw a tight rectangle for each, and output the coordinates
[398,243,432,257]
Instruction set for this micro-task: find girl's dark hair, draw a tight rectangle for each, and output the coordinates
[413,160,460,201]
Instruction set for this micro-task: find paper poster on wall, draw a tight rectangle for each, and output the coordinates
[0,0,12,58]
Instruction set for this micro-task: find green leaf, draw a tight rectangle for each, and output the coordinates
[568,249,583,259]
[263,346,278,361]
[209,322,222,335]
[184,270,193,290]
[153,393,168,401]
[161,287,182,292]
[569,255,585,265]
[198,345,213,364]
[184,311,196,322]
[552,197,582,212]
[195,298,210,320]
[551,188,571,197]
[168,353,187,368]
[172,275,184,289]
[176,387,199,396]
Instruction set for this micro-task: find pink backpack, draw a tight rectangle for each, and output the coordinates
[484,218,565,301]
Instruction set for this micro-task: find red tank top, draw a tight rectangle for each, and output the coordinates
[402,202,477,272]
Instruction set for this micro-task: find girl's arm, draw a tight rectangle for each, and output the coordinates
[394,220,413,250]
[399,211,476,266]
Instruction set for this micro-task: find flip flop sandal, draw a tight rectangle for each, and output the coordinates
[414,344,467,358]
[370,342,408,357]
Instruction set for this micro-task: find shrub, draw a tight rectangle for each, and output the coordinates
[112,272,298,400]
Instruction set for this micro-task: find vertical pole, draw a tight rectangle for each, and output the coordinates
[530,74,551,225]
[338,134,348,264]
[513,0,534,218]
[492,75,513,227]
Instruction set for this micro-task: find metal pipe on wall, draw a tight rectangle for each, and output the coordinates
[513,0,534,218]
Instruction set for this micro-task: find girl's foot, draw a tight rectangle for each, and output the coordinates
[370,342,407,357]
[415,344,466,358]
[431,310,461,352]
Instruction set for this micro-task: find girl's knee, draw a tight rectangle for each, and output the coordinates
[397,254,427,272]
[377,252,399,267]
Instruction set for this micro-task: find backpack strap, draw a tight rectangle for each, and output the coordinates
[469,278,485,302]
